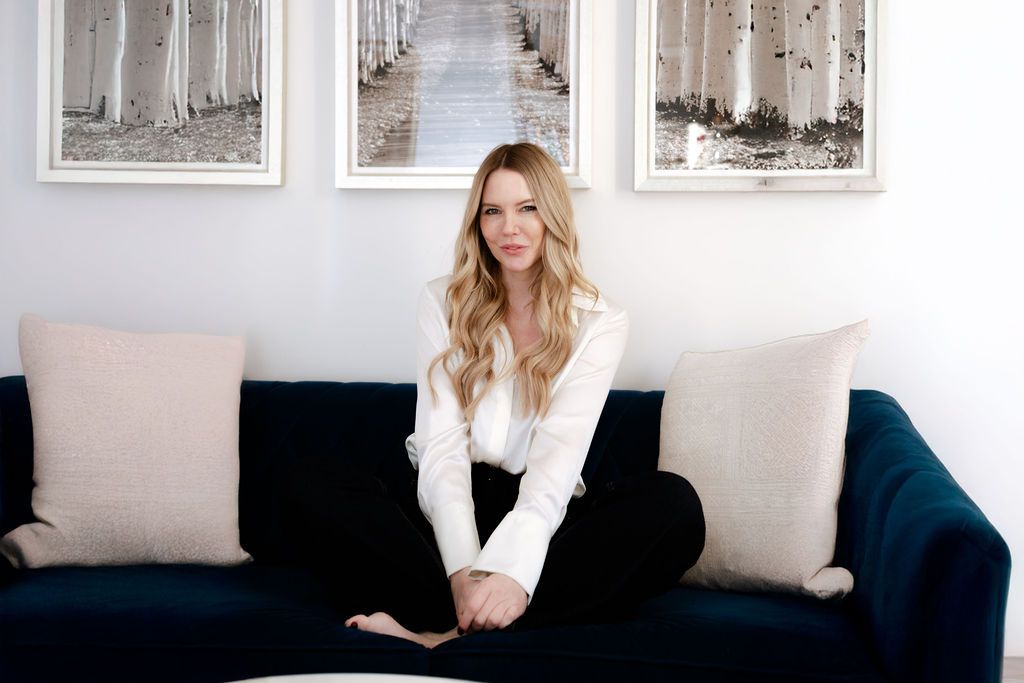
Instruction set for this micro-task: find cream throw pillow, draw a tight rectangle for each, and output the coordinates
[659,320,869,599]
[0,314,251,567]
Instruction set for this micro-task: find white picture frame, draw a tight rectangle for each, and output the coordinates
[37,0,284,186]
[335,0,592,190]
[634,0,885,192]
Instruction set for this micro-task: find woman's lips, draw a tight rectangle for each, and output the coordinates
[501,245,527,254]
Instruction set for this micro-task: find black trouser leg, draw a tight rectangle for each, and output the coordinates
[517,470,705,629]
[281,456,456,633]
[282,458,704,634]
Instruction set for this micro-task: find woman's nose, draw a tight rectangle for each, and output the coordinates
[503,215,519,234]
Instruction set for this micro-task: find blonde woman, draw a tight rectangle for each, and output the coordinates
[286,143,704,648]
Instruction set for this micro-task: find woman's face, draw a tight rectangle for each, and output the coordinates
[479,168,545,278]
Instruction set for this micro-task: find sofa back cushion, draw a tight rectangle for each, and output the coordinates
[234,381,665,564]
[0,378,676,565]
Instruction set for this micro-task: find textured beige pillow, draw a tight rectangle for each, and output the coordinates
[659,320,869,599]
[0,314,251,567]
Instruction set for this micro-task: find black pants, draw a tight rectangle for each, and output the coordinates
[283,458,705,633]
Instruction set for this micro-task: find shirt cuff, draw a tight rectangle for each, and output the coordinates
[469,509,551,604]
[431,500,482,578]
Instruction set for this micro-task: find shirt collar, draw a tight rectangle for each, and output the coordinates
[571,287,607,311]
[570,287,607,327]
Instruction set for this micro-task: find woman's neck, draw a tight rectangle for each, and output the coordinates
[501,268,538,315]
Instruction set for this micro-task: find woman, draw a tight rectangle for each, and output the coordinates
[286,143,704,648]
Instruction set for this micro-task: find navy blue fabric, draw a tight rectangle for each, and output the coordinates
[431,586,885,683]
[0,376,1012,683]
[835,390,1012,683]
[232,379,665,565]
[0,564,427,682]
[0,377,33,536]
[235,381,420,565]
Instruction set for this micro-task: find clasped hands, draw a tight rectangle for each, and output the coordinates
[450,566,527,634]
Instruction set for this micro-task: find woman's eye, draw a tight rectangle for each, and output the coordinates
[521,205,537,212]
[483,208,500,215]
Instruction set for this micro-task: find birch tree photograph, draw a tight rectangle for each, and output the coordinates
[337,0,591,189]
[635,0,882,191]
[38,0,283,185]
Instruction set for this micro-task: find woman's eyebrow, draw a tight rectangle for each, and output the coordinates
[481,198,534,207]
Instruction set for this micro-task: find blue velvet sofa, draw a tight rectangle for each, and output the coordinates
[0,376,1011,683]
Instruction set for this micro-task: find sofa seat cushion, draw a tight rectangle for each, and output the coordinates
[430,586,886,683]
[0,564,428,683]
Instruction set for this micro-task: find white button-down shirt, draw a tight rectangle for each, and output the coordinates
[405,274,629,600]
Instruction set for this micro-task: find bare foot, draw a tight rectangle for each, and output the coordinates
[345,612,460,649]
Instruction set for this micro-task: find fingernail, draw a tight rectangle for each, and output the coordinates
[348,623,357,629]
[457,627,465,636]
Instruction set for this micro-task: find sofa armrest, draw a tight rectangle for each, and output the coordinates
[836,390,1011,683]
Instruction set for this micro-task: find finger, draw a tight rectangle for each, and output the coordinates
[458,603,479,633]
[461,583,492,630]
[498,603,521,630]
[468,590,496,632]
[469,597,494,632]
[473,595,506,632]
[460,586,490,632]
[487,600,513,631]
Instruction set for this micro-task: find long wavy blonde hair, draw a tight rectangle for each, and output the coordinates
[427,142,600,422]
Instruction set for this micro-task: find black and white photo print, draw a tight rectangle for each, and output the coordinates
[337,0,591,189]
[635,0,882,191]
[38,0,283,185]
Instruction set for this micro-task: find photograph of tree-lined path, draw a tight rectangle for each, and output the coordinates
[60,0,265,164]
[655,0,866,172]
[356,0,573,168]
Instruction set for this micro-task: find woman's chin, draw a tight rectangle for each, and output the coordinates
[497,258,541,276]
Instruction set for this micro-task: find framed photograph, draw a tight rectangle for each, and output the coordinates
[336,0,591,189]
[634,0,884,191]
[37,0,284,185]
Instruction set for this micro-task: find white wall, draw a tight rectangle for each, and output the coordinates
[1,1,1021,655]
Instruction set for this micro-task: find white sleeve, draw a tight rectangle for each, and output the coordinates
[412,284,481,578]
[468,306,629,601]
